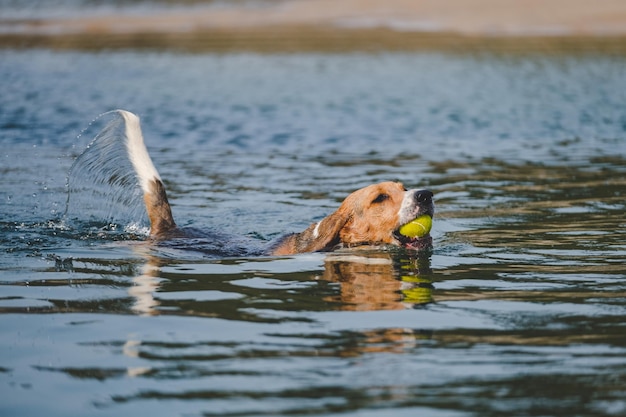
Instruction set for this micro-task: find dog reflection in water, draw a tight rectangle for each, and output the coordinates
[127,249,434,358]
[321,250,433,311]
[128,248,433,316]
[318,250,435,355]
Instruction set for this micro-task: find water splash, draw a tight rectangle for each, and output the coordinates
[64,111,149,233]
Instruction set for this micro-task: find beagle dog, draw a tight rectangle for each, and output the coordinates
[270,183,434,254]
[114,110,434,255]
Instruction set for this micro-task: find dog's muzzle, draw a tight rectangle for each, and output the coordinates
[414,189,434,217]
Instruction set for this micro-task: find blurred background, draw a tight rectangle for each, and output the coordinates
[2,0,626,53]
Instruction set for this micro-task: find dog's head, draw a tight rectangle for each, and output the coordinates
[332,181,434,250]
[272,181,434,254]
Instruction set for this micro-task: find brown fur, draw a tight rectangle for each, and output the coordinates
[144,179,176,237]
[271,182,407,255]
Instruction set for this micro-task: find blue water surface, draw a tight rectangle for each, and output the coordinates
[1,49,626,417]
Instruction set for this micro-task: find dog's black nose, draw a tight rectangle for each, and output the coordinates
[414,189,433,204]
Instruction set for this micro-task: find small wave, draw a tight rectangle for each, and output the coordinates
[65,111,149,231]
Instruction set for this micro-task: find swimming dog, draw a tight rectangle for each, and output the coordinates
[102,110,434,255]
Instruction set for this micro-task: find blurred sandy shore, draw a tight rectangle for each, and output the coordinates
[2,0,626,52]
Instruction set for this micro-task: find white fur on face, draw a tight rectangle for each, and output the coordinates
[397,189,434,226]
[312,221,321,239]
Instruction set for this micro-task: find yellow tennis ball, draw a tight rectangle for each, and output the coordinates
[398,215,432,238]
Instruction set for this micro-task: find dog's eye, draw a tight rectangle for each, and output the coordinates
[372,193,390,204]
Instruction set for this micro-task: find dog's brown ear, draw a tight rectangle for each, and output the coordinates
[271,209,351,255]
[302,210,352,253]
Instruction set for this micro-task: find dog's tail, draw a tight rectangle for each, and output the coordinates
[119,110,176,237]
